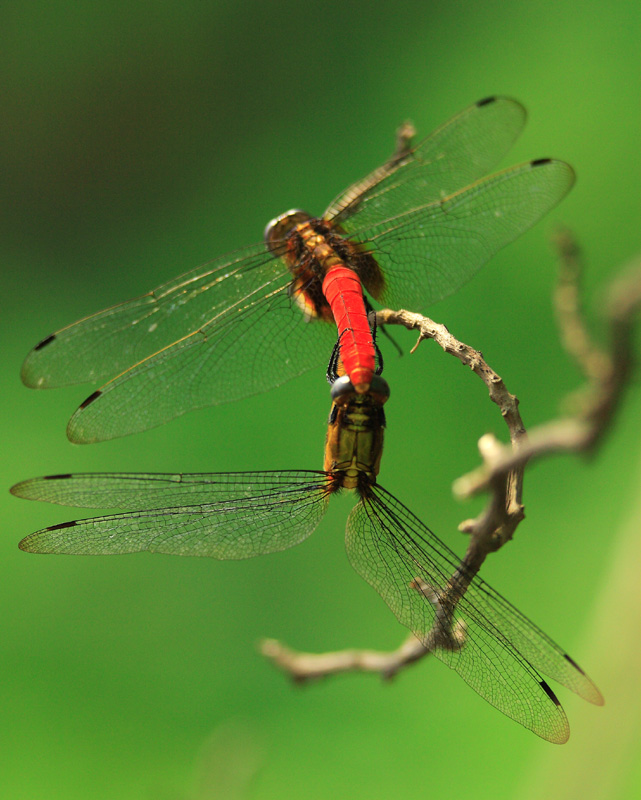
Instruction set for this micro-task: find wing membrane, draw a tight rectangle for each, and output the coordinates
[14,471,331,558]
[327,97,527,226]
[65,275,337,443]
[346,485,602,743]
[22,243,278,388]
[66,162,572,443]
[24,98,526,393]
[22,99,573,443]
[359,159,575,309]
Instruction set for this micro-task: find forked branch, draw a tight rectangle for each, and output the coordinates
[455,232,641,499]
[261,234,641,683]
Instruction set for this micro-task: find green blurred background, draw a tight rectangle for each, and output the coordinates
[2,1,640,797]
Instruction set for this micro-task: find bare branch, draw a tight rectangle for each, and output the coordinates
[456,241,641,497]
[260,633,429,682]
[260,576,466,683]
[552,228,610,384]
[261,236,641,684]
[375,308,527,559]
[263,310,528,680]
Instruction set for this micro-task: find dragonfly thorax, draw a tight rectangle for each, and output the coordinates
[324,380,388,491]
[265,209,386,325]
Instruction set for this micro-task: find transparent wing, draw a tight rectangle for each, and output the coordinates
[64,274,337,443]
[345,485,602,743]
[13,471,331,558]
[22,99,569,444]
[357,159,575,310]
[23,99,526,394]
[22,243,280,388]
[66,161,571,443]
[326,96,527,226]
[24,244,338,442]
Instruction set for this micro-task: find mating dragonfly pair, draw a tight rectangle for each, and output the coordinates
[13,97,602,742]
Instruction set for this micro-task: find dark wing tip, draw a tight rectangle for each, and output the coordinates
[47,520,78,531]
[477,96,497,107]
[563,654,605,706]
[34,333,56,351]
[22,336,57,386]
[44,474,73,480]
[540,679,563,708]
[531,157,552,167]
[563,652,585,675]
[79,390,102,410]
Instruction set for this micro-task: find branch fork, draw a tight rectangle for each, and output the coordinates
[262,234,641,682]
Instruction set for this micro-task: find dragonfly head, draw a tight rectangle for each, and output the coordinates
[264,209,312,253]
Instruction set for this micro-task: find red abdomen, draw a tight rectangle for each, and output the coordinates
[322,265,375,393]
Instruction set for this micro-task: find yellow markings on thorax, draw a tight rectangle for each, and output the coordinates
[288,222,344,322]
[296,223,344,271]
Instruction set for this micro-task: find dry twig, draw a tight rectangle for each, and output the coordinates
[455,233,641,498]
[261,234,641,682]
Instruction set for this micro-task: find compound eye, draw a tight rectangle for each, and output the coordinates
[330,375,355,402]
[330,374,390,404]
[369,375,390,401]
[264,210,311,251]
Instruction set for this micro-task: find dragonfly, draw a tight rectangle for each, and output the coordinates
[12,374,603,743]
[21,96,575,443]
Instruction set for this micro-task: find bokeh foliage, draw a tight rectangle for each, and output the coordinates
[1,1,639,798]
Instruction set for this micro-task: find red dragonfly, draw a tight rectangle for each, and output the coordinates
[12,374,603,743]
[21,97,574,443]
